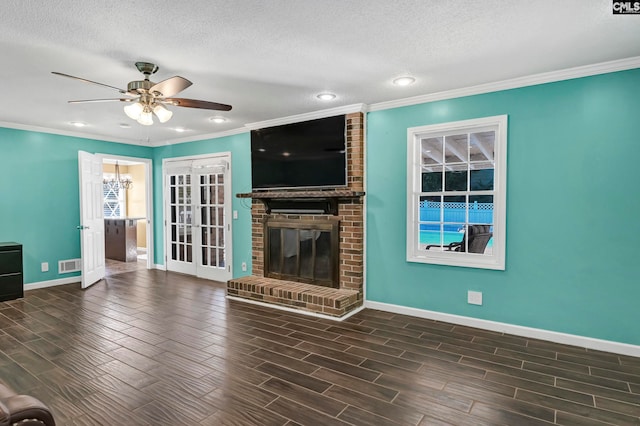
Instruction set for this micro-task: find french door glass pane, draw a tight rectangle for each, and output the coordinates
[217,226,224,246]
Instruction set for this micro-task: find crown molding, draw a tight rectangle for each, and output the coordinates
[369,56,640,112]
[244,103,367,131]
[0,120,150,146]
[149,126,248,147]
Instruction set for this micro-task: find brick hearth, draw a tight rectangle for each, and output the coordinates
[227,112,364,318]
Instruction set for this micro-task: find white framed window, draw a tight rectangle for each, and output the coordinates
[407,115,507,270]
[103,179,126,218]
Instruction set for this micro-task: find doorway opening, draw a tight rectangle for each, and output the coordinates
[101,156,153,277]
[102,155,153,276]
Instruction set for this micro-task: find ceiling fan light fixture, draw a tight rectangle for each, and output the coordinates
[137,107,154,126]
[153,103,173,123]
[53,62,233,127]
[124,102,144,120]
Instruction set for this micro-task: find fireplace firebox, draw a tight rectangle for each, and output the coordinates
[264,218,339,288]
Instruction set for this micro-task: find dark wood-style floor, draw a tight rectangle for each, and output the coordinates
[0,270,639,425]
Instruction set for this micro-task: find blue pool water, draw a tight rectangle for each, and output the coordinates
[420,230,493,247]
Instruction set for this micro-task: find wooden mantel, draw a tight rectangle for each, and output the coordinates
[236,190,365,215]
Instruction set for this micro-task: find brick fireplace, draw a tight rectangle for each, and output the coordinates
[227,112,364,318]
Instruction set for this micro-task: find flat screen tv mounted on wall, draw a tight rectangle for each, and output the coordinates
[251,115,347,190]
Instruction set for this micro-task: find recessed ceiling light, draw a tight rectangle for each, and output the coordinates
[258,148,266,152]
[209,116,227,124]
[174,127,187,133]
[393,76,416,86]
[316,92,336,101]
[282,152,291,157]
[70,121,86,127]
[119,123,131,128]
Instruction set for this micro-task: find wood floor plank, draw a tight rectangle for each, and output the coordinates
[257,362,332,393]
[324,384,424,425]
[87,373,155,411]
[297,341,365,365]
[485,371,596,406]
[338,405,404,426]
[312,367,398,402]
[516,388,639,425]
[265,396,350,426]
[470,401,555,425]
[251,348,319,375]
[555,377,640,405]
[304,353,379,381]
[261,377,347,416]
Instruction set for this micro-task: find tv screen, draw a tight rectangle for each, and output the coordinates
[251,115,347,190]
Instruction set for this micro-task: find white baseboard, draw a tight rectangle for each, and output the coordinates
[226,295,365,322]
[24,276,81,291]
[365,301,640,358]
[153,263,166,271]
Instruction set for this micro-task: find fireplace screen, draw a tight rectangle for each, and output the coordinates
[265,219,339,288]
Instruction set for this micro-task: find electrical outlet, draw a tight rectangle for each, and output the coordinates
[41,262,49,272]
[241,262,247,272]
[468,290,483,305]
[233,210,238,220]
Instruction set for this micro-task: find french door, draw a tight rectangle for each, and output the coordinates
[164,155,232,281]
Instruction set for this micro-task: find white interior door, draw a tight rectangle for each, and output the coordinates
[193,160,230,281]
[164,155,232,282]
[78,151,106,288]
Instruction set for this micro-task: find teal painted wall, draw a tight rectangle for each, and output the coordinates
[0,128,152,284]
[366,68,640,345]
[152,133,252,278]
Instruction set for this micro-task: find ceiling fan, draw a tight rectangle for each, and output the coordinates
[52,61,232,126]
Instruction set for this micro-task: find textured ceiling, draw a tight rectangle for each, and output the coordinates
[1,0,639,145]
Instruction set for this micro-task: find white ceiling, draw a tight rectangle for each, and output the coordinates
[2,1,639,146]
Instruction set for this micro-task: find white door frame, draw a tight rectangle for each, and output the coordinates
[163,152,233,281]
[97,154,154,270]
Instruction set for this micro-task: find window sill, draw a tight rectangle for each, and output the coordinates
[407,251,505,270]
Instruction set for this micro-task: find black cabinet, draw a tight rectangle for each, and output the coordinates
[0,242,23,302]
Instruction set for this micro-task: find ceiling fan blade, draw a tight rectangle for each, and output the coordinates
[52,72,128,94]
[164,98,232,111]
[68,98,137,104]
[149,76,192,98]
